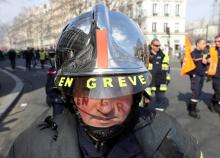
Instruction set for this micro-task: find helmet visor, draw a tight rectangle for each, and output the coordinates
[56,72,151,99]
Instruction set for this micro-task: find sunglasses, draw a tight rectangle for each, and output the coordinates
[153,45,161,47]
[215,40,220,43]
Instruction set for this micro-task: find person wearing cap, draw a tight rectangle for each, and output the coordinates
[8,4,203,158]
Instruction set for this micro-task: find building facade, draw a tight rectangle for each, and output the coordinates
[1,0,186,53]
[136,0,186,55]
[186,20,218,44]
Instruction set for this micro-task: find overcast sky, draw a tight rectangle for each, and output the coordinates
[186,0,214,22]
[0,0,215,24]
[0,0,47,24]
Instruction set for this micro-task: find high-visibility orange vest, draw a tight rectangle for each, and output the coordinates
[207,47,218,76]
[180,36,196,76]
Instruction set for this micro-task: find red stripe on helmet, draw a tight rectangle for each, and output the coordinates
[96,29,108,69]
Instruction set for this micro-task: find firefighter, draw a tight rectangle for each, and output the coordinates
[207,35,220,114]
[39,48,47,69]
[147,39,170,109]
[8,4,203,158]
[186,38,207,119]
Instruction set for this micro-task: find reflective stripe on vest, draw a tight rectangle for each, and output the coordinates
[148,54,169,70]
[145,87,152,96]
[200,151,204,158]
[163,54,170,64]
[208,47,218,76]
[160,84,167,91]
[152,86,157,91]
[162,54,169,70]
[166,73,171,80]
[162,64,169,70]
[148,63,153,70]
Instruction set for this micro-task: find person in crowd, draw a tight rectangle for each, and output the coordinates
[24,47,33,70]
[207,35,220,114]
[39,48,47,69]
[186,38,208,119]
[146,39,170,110]
[7,48,16,69]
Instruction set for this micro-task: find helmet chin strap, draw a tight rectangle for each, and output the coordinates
[83,123,126,141]
[73,93,142,141]
[74,103,136,141]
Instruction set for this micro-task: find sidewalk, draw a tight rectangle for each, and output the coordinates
[0,68,24,120]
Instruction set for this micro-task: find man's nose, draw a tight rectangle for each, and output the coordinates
[96,99,114,115]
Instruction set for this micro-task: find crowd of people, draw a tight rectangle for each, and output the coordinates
[0,47,55,70]
[180,36,220,119]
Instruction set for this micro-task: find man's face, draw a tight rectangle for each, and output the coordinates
[74,95,133,128]
[197,40,206,51]
[151,41,161,53]
[215,37,220,48]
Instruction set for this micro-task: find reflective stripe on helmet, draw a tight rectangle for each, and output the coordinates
[96,29,108,69]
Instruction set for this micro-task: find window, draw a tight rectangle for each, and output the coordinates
[164,4,169,16]
[164,23,168,32]
[176,4,180,16]
[175,23,179,32]
[153,3,157,16]
[152,22,157,32]
[136,3,143,17]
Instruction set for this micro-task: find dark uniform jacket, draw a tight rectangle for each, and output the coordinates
[8,49,16,60]
[8,107,201,158]
[149,50,168,88]
[189,49,207,77]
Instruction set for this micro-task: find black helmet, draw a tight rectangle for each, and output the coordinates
[55,3,151,100]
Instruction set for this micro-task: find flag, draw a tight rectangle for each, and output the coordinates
[180,35,196,76]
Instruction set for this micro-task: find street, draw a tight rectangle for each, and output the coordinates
[0,58,49,158]
[0,57,220,158]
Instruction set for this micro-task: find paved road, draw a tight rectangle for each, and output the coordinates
[166,60,220,158]
[0,57,219,158]
[0,58,50,157]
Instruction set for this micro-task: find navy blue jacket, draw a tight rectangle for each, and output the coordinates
[8,107,201,158]
[189,49,207,77]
